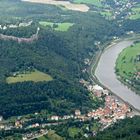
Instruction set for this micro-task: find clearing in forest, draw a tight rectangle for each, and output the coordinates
[129,5,140,20]
[116,43,140,79]
[39,21,74,31]
[6,70,53,84]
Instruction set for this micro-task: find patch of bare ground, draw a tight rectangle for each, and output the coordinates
[21,0,89,12]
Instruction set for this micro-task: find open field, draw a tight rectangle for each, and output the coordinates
[21,0,89,12]
[39,21,74,31]
[74,0,103,7]
[68,127,81,138]
[116,43,140,79]
[129,4,140,20]
[100,11,112,18]
[6,70,53,84]
[34,130,63,140]
[37,130,63,140]
[47,130,63,140]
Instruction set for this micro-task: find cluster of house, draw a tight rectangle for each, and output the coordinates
[50,109,91,122]
[0,21,32,30]
[0,80,131,139]
[22,129,48,140]
[0,122,15,130]
[88,84,109,97]
[106,0,135,20]
[49,81,131,128]
[87,95,130,126]
[80,79,131,128]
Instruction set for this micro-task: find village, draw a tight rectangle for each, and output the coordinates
[0,79,133,140]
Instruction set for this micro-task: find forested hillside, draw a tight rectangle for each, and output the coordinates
[0,0,121,119]
[91,116,140,140]
[0,0,140,139]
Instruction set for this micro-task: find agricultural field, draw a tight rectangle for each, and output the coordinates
[68,127,81,138]
[36,130,63,140]
[116,43,140,79]
[73,0,103,7]
[39,21,74,31]
[6,70,53,84]
[129,6,140,20]
[100,10,113,19]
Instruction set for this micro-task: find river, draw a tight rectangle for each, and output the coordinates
[95,40,140,111]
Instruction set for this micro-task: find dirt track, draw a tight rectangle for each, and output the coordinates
[21,0,89,12]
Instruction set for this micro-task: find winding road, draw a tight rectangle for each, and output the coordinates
[94,40,140,111]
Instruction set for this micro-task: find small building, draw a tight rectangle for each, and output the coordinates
[3,26,7,30]
[103,89,109,96]
[32,123,39,128]
[51,116,59,121]
[0,125,4,129]
[15,121,23,128]
[63,115,71,120]
[93,85,103,91]
[88,85,93,91]
[75,110,81,116]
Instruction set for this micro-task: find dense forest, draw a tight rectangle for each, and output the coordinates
[92,116,140,140]
[0,81,102,118]
[0,0,123,119]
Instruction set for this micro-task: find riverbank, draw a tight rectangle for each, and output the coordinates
[89,36,140,113]
[115,41,140,95]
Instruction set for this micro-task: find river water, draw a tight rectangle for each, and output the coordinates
[95,40,140,111]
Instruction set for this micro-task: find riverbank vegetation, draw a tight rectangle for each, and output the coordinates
[116,42,140,94]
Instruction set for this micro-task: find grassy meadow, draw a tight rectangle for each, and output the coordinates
[68,127,81,138]
[100,11,112,19]
[6,70,53,84]
[129,4,140,20]
[37,130,63,140]
[116,43,140,79]
[39,21,74,31]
